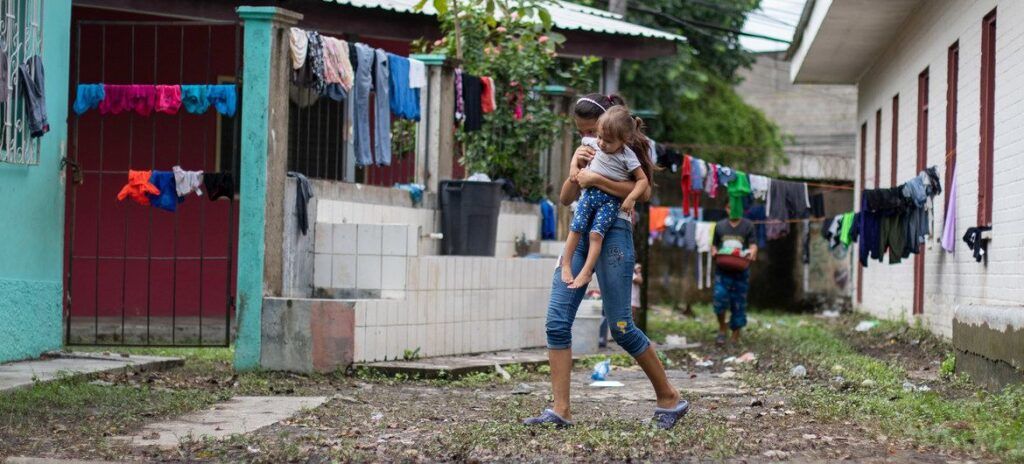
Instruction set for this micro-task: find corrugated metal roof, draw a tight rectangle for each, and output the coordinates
[322,0,685,42]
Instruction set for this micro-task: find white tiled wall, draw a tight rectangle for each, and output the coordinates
[352,256,556,362]
[494,212,541,257]
[313,222,418,297]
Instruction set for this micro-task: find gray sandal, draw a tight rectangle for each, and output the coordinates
[523,409,574,428]
[653,400,691,430]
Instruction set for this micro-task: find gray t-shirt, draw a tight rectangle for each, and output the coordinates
[581,137,641,182]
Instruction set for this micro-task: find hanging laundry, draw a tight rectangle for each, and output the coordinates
[454,68,465,122]
[541,199,556,240]
[480,76,496,114]
[649,206,670,233]
[286,171,313,235]
[808,192,826,218]
[128,85,156,116]
[878,213,907,264]
[704,162,719,198]
[289,28,308,70]
[373,48,393,165]
[172,166,203,197]
[203,172,234,201]
[207,85,237,117]
[99,84,131,115]
[461,72,483,131]
[146,171,178,212]
[646,137,658,166]
[690,157,704,191]
[305,31,327,95]
[679,155,700,217]
[116,170,160,206]
[73,83,105,115]
[749,174,770,201]
[387,53,419,120]
[726,171,751,219]
[0,39,7,105]
[745,204,768,249]
[717,166,737,185]
[180,85,210,114]
[408,57,427,89]
[19,55,48,137]
[839,211,855,246]
[154,85,182,114]
[335,38,355,91]
[962,226,990,263]
[321,37,347,102]
[351,43,375,167]
[765,179,810,236]
[858,195,882,266]
[941,167,957,253]
[695,221,715,289]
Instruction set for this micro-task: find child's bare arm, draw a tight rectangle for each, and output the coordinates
[620,168,649,214]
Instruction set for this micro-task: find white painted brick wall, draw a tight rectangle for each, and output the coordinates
[854,0,1024,338]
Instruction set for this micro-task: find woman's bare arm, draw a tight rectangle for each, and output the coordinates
[576,170,652,201]
[559,177,581,206]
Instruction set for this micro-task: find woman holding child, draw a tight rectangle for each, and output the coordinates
[523,94,689,430]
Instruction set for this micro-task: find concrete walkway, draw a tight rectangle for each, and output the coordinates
[0,352,183,393]
[114,396,329,449]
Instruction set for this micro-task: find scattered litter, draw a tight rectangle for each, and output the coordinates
[695,360,714,368]
[790,365,807,378]
[494,363,512,380]
[855,320,879,332]
[371,412,384,421]
[589,380,625,387]
[735,352,757,364]
[591,359,611,381]
[719,371,737,379]
[917,384,932,392]
[722,356,738,364]
[903,381,931,392]
[664,334,687,346]
[818,310,841,319]
[763,450,790,459]
[511,383,534,395]
[831,375,846,385]
[803,433,818,440]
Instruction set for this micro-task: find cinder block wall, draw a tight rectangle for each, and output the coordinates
[854,0,1024,338]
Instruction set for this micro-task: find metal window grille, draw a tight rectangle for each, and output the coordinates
[0,0,43,165]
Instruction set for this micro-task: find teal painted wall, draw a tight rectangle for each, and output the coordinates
[233,6,275,371]
[0,0,73,363]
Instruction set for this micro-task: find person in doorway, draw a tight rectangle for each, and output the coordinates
[710,204,758,345]
[524,94,688,430]
[631,263,643,323]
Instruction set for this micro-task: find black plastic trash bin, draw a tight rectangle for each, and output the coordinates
[439,180,504,256]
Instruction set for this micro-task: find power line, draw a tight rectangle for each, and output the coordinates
[629,4,792,44]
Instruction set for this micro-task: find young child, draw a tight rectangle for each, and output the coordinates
[561,105,651,288]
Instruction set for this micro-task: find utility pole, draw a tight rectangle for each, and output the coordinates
[602,0,627,94]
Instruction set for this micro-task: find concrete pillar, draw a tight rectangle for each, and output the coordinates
[234,5,302,371]
[416,54,455,192]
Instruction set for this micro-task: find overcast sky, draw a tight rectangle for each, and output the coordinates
[740,0,806,53]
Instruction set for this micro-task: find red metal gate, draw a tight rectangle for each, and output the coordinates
[64,17,241,347]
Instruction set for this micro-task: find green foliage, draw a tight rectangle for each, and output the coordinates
[940,352,956,378]
[422,0,596,200]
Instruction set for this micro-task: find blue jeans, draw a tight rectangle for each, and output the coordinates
[352,43,375,167]
[713,270,749,330]
[546,219,650,356]
[373,48,392,166]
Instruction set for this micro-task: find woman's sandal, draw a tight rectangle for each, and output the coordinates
[523,409,574,428]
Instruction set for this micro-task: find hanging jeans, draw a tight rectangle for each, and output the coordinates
[19,55,48,137]
[373,48,392,166]
[352,43,375,167]
[546,219,650,356]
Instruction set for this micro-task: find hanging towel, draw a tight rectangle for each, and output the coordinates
[373,48,392,165]
[321,37,347,102]
[146,171,178,212]
[180,85,210,114]
[351,43,375,167]
[305,31,327,95]
[172,165,203,197]
[203,172,234,201]
[116,170,160,206]
[387,53,420,120]
[73,83,105,115]
[480,76,496,113]
[335,38,355,91]
[289,27,308,70]
[287,171,314,235]
[409,57,427,89]
[154,85,182,114]
[19,55,48,137]
[941,167,958,253]
[206,84,237,117]
[749,174,770,201]
[128,85,156,116]
[99,84,131,115]
[726,171,751,219]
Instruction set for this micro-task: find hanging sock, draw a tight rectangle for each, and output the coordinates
[73,83,105,115]
[99,84,131,115]
[128,85,156,116]
[206,84,237,117]
[146,171,178,212]
[180,85,210,114]
[116,170,160,206]
[19,55,48,137]
[203,172,235,201]
[154,85,182,114]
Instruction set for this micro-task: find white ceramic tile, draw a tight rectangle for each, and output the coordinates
[314,222,333,254]
[334,223,358,255]
[355,303,367,328]
[381,256,408,290]
[372,326,387,361]
[415,292,427,325]
[332,255,357,289]
[406,225,419,256]
[356,255,382,290]
[357,224,382,255]
[313,253,332,289]
[381,225,407,256]
[425,291,438,324]
[405,259,420,291]
[381,290,406,300]
[353,326,366,361]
